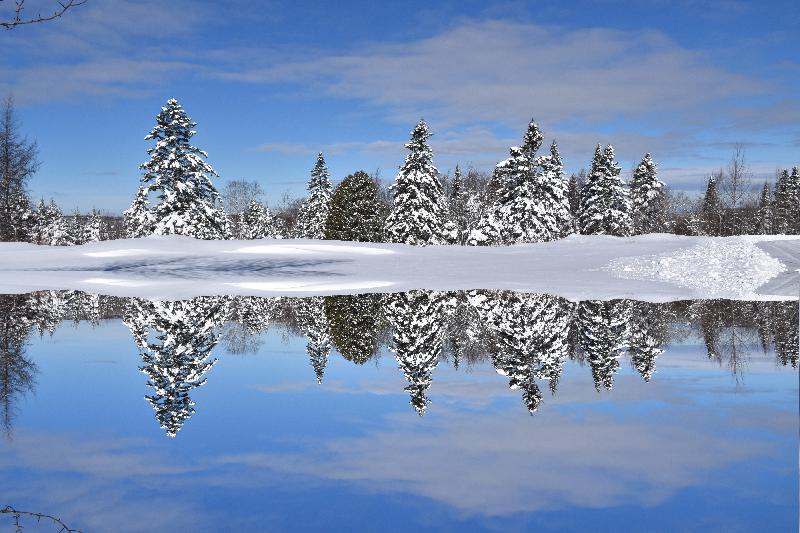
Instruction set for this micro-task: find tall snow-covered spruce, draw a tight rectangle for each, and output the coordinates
[579,144,632,236]
[139,98,229,240]
[469,121,571,245]
[629,153,667,234]
[384,120,449,246]
[295,153,333,239]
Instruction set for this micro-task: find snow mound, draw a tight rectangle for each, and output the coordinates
[606,239,787,298]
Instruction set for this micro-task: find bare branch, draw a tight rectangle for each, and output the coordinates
[1,0,86,29]
[1,505,82,532]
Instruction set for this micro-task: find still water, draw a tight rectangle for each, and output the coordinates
[0,291,797,532]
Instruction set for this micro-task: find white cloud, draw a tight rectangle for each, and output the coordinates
[221,20,765,129]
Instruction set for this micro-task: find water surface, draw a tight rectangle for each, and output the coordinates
[0,291,797,532]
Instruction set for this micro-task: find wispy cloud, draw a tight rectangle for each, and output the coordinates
[220,20,766,129]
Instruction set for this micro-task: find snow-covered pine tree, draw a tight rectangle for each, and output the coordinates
[447,165,468,244]
[701,175,722,236]
[123,186,153,238]
[384,290,446,415]
[754,182,773,235]
[567,173,582,233]
[83,209,102,243]
[139,98,229,240]
[295,153,333,239]
[241,200,281,239]
[538,140,573,238]
[469,121,570,245]
[774,168,800,235]
[324,170,383,241]
[772,170,790,234]
[40,200,70,246]
[68,208,82,245]
[629,153,667,234]
[579,144,632,236]
[384,120,449,246]
[790,167,800,234]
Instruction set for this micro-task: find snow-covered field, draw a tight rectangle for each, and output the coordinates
[0,234,797,301]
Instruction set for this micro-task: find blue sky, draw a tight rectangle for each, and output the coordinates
[1,0,798,213]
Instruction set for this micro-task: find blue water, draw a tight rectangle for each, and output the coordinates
[0,293,796,532]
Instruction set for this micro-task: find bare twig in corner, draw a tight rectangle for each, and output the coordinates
[1,0,87,29]
[1,505,83,532]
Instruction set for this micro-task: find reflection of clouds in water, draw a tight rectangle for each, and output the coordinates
[0,430,205,532]
[213,399,774,516]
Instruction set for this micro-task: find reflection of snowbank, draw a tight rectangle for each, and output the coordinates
[607,237,787,298]
[0,234,797,301]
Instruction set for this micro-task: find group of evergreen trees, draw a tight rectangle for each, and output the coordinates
[2,95,798,246]
[1,289,795,436]
[695,166,800,237]
[119,100,670,245]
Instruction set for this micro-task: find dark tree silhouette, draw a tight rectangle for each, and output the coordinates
[0,294,37,438]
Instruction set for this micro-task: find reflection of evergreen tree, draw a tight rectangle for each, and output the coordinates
[292,297,332,384]
[0,295,37,438]
[384,290,446,415]
[123,297,229,437]
[468,291,573,412]
[324,294,383,364]
[441,292,484,370]
[770,301,798,368]
[28,291,71,336]
[627,301,668,382]
[222,296,282,355]
[578,300,629,391]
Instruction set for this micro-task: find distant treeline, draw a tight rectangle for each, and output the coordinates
[1,97,798,245]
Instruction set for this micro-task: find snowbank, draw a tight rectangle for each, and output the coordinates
[0,234,796,301]
[606,237,789,299]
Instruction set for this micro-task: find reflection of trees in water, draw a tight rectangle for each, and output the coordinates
[123,297,230,437]
[469,291,573,412]
[0,295,38,438]
[578,300,629,391]
[291,297,332,384]
[1,290,797,428]
[324,294,384,365]
[628,301,671,382]
[681,300,799,379]
[222,296,283,355]
[384,290,447,415]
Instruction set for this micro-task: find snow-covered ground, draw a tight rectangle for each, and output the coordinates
[0,234,797,301]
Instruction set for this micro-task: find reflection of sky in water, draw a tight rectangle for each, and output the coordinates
[1,305,797,533]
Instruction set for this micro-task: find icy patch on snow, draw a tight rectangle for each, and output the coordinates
[84,249,151,257]
[606,239,786,297]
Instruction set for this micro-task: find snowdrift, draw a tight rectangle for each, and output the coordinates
[0,234,797,301]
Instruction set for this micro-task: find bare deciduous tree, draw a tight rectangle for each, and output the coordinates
[719,143,753,235]
[1,0,86,29]
[221,179,264,215]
